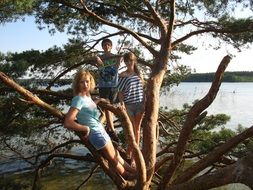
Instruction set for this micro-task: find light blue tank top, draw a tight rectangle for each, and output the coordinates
[71,96,103,131]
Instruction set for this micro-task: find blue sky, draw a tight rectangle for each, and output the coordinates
[0,17,69,53]
[0,16,252,73]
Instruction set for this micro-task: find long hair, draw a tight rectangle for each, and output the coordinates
[123,52,142,79]
[72,69,96,95]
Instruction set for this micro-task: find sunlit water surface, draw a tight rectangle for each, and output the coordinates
[160,82,253,129]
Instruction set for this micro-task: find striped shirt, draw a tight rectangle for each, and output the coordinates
[117,74,144,104]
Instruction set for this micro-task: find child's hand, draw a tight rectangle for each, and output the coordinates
[95,56,103,66]
[82,127,90,139]
[93,96,100,104]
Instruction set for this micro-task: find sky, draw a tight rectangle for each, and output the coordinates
[0,16,252,73]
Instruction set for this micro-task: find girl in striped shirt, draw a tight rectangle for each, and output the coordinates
[117,52,145,160]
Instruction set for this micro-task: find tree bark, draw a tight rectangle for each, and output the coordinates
[167,152,253,190]
[142,59,167,188]
[158,55,232,189]
[172,126,253,185]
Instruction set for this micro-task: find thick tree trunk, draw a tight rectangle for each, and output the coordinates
[142,54,168,189]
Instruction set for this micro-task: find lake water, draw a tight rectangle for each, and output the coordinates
[1,82,252,189]
[160,82,253,129]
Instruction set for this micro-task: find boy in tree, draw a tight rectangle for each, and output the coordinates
[96,38,121,142]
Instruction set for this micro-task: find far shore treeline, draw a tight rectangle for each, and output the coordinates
[16,71,253,86]
[183,71,253,82]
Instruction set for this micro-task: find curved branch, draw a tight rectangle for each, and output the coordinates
[171,26,253,48]
[30,140,84,163]
[76,164,99,190]
[84,30,127,53]
[46,56,98,89]
[95,0,156,24]
[32,153,95,190]
[94,0,168,45]
[97,100,147,186]
[137,32,160,44]
[158,55,232,189]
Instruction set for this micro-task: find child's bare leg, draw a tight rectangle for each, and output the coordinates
[101,141,134,178]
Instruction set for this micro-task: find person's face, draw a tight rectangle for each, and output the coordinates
[79,76,91,92]
[102,42,112,53]
[125,57,135,69]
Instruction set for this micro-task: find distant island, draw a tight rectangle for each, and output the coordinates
[183,71,253,82]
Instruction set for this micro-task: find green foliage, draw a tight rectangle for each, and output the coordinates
[192,0,252,17]
[160,105,252,159]
[193,126,253,159]
[0,1,253,189]
[0,176,30,190]
[217,17,253,49]
[194,127,236,154]
[0,96,53,137]
[162,64,191,88]
[0,0,35,23]
[195,114,231,131]
[1,0,252,54]
[173,43,198,55]
[0,39,95,79]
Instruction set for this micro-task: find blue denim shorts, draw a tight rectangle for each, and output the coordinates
[88,127,111,150]
[125,102,145,117]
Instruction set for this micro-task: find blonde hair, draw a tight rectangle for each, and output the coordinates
[72,69,96,95]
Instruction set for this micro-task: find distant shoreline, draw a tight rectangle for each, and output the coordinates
[183,71,253,82]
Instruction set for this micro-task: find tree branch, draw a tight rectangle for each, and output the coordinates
[143,0,167,36]
[172,126,253,184]
[166,0,176,43]
[167,152,253,190]
[0,71,135,189]
[171,26,253,49]
[158,55,232,189]
[76,0,159,57]
[46,56,99,89]
[97,100,147,187]
[0,71,64,119]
